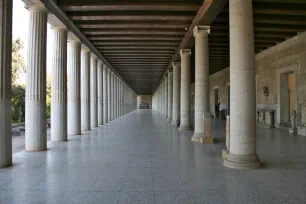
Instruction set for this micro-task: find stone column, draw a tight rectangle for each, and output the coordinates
[112,73,115,120]
[103,65,108,123]
[90,54,98,128]
[178,49,191,131]
[192,26,211,142]
[25,4,48,151]
[107,71,112,122]
[51,26,67,141]
[224,0,261,169]
[164,75,168,119]
[167,71,173,122]
[0,0,12,167]
[67,39,81,136]
[81,47,90,131]
[114,76,117,119]
[97,61,103,125]
[171,62,181,126]
[161,81,165,116]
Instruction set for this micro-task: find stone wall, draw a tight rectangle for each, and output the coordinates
[137,95,152,109]
[208,31,306,126]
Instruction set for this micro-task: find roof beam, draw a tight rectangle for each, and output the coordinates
[156,0,228,90]
[61,3,200,12]
[89,36,182,41]
[78,23,189,29]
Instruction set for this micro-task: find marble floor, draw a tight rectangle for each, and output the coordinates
[1,110,306,204]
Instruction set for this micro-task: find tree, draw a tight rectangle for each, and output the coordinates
[12,38,26,85]
[11,38,26,123]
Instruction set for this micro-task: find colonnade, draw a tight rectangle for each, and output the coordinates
[153,0,261,169]
[0,1,137,168]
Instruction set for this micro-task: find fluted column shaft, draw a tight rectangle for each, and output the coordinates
[171,63,181,126]
[0,0,12,167]
[111,73,115,120]
[114,76,117,119]
[192,26,210,141]
[25,5,48,151]
[67,40,81,135]
[164,76,168,118]
[103,65,108,123]
[224,0,261,169]
[51,27,67,141]
[107,71,112,121]
[97,61,103,125]
[167,71,173,122]
[81,48,90,131]
[178,49,191,131]
[90,55,98,128]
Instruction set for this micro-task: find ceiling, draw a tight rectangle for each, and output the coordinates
[56,0,306,94]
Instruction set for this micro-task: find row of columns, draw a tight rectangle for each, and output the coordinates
[0,1,137,168]
[153,0,261,169]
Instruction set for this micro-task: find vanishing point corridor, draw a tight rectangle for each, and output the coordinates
[1,110,306,204]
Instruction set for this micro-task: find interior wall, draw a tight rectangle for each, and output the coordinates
[208,31,306,126]
[137,95,152,109]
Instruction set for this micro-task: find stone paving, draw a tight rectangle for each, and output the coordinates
[0,109,306,203]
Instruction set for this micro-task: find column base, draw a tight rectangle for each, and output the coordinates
[167,117,172,123]
[200,137,214,144]
[178,125,191,131]
[171,120,179,127]
[224,153,261,170]
[191,132,201,142]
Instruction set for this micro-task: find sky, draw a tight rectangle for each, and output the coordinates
[13,0,53,83]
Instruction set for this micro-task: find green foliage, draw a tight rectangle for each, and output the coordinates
[46,76,51,118]
[12,38,26,85]
[11,85,25,123]
[11,38,26,123]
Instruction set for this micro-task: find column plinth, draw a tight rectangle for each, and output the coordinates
[178,49,191,131]
[67,39,81,135]
[223,0,261,169]
[25,4,48,151]
[51,26,68,141]
[0,0,12,167]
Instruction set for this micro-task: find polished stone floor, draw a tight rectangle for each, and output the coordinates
[1,110,306,204]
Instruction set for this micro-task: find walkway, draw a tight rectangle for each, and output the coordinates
[0,110,306,204]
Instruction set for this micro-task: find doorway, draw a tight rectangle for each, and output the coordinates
[279,72,296,126]
[215,88,219,118]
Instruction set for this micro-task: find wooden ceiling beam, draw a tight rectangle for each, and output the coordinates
[61,3,200,12]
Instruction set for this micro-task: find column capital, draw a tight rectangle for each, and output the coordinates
[91,53,97,59]
[51,25,67,31]
[193,26,210,37]
[81,45,90,52]
[26,3,48,12]
[180,49,191,57]
[172,62,181,68]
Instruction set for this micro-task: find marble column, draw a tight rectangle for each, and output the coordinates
[90,54,98,128]
[164,75,168,119]
[167,71,173,122]
[107,71,112,122]
[67,39,81,135]
[51,26,67,141]
[103,65,108,123]
[114,76,117,119]
[224,0,261,169]
[192,26,211,142]
[178,49,191,131]
[0,0,12,167]
[161,81,165,116]
[171,62,181,126]
[25,4,48,151]
[81,47,90,131]
[97,61,103,125]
